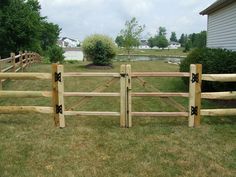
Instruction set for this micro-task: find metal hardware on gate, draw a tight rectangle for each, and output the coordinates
[55,72,61,82]
[191,106,198,116]
[56,105,63,114]
[120,73,127,77]
[191,73,199,83]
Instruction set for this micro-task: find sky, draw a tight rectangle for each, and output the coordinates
[39,0,215,40]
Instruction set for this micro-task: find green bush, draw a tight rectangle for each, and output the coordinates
[180,48,236,91]
[48,45,65,63]
[82,34,116,66]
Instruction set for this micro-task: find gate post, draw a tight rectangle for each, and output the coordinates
[120,64,126,127]
[188,64,202,127]
[126,64,132,128]
[52,64,65,128]
[120,64,132,128]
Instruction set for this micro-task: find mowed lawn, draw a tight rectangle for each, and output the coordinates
[0,61,235,177]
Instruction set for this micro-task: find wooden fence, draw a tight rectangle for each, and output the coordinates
[0,51,41,89]
[0,63,235,128]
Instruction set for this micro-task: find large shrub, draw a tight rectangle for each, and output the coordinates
[48,45,65,63]
[180,48,236,91]
[82,34,116,66]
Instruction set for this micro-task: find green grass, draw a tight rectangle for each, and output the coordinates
[0,61,235,177]
[117,48,189,57]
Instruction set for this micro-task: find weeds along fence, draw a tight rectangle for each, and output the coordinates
[0,51,41,89]
[0,63,235,128]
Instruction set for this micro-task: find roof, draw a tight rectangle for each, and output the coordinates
[200,0,236,15]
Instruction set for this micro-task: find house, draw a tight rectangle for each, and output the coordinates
[168,41,181,49]
[58,37,81,48]
[138,39,150,49]
[200,0,236,51]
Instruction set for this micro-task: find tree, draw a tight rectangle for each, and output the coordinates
[120,17,145,56]
[48,45,64,63]
[41,21,61,50]
[170,32,177,42]
[148,37,156,48]
[179,33,188,47]
[158,26,167,36]
[115,35,124,47]
[0,0,61,58]
[156,35,168,49]
[82,34,117,66]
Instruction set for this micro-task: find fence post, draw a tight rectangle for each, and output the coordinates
[0,56,2,90]
[126,64,132,128]
[11,53,16,72]
[52,64,65,128]
[120,64,126,127]
[19,51,23,72]
[188,64,202,127]
[24,51,28,68]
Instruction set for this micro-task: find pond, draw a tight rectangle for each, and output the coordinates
[63,50,184,64]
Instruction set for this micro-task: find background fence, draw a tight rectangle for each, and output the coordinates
[0,63,235,128]
[0,51,41,89]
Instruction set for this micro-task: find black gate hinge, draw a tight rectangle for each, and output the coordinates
[56,105,63,114]
[120,73,127,77]
[191,106,198,116]
[191,73,199,83]
[55,72,61,82]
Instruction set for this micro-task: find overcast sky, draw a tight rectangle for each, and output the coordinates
[39,0,215,40]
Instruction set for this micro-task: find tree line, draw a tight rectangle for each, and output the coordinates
[115,17,206,53]
[0,0,61,58]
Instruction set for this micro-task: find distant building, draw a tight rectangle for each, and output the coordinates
[58,37,81,48]
[200,0,236,51]
[139,39,150,49]
[168,41,181,49]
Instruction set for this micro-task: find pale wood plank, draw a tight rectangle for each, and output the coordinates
[201,109,236,116]
[188,64,202,127]
[132,112,188,117]
[0,106,53,114]
[202,74,236,82]
[120,64,126,127]
[0,91,52,98]
[65,111,120,116]
[64,92,120,97]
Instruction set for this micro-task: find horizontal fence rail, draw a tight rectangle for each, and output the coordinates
[0,63,235,128]
[0,51,41,90]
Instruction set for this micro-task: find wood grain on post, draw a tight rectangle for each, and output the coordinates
[120,64,126,127]
[52,64,59,127]
[11,53,16,72]
[57,65,65,128]
[126,64,132,127]
[188,64,202,127]
[51,64,65,128]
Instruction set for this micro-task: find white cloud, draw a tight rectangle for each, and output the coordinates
[39,0,215,40]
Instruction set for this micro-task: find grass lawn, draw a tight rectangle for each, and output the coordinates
[117,48,189,57]
[0,61,235,177]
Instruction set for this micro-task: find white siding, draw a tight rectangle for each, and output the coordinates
[207,1,236,51]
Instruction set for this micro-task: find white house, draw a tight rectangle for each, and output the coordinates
[58,37,81,48]
[200,0,236,51]
[138,39,151,49]
[168,41,181,49]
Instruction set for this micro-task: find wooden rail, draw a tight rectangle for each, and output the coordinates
[0,63,235,128]
[0,51,41,89]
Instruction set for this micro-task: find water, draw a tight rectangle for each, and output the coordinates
[115,55,183,64]
[63,50,183,64]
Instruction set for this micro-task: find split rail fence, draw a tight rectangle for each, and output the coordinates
[0,51,41,89]
[0,63,235,128]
